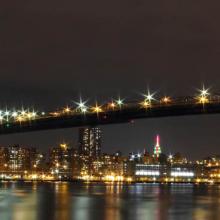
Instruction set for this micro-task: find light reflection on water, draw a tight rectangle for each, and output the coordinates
[0,182,220,220]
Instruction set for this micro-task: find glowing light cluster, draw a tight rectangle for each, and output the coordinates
[116,98,124,106]
[171,171,194,177]
[76,100,88,113]
[140,100,151,108]
[140,90,155,108]
[64,107,71,113]
[144,90,155,102]
[103,175,124,181]
[107,98,124,110]
[0,109,38,123]
[92,104,103,113]
[197,86,210,104]
[161,96,171,104]
[135,170,160,176]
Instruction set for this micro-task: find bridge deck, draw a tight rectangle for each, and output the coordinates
[0,103,219,134]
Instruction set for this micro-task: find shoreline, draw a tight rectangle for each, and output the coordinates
[0,179,218,185]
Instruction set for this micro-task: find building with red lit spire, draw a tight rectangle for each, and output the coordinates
[153,135,162,157]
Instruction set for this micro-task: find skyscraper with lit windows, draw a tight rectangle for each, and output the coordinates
[78,127,101,158]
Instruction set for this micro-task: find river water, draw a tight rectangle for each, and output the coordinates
[0,182,220,220]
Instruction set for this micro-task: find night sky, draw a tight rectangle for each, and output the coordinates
[1,0,220,160]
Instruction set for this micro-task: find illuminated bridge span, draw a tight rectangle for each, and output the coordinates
[0,87,220,134]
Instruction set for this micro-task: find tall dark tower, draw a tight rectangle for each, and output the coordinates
[78,127,101,158]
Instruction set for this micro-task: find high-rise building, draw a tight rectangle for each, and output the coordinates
[78,127,101,158]
[30,149,45,172]
[49,143,73,179]
[6,145,44,173]
[7,145,30,172]
[153,135,162,157]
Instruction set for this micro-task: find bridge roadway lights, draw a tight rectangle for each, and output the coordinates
[0,103,220,135]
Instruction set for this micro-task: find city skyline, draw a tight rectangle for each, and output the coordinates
[1,0,220,163]
[0,122,219,161]
[0,130,219,183]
